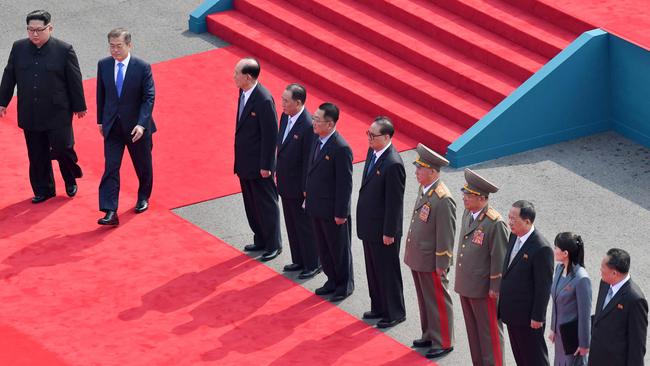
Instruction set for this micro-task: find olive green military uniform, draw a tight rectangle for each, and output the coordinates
[454,169,509,366]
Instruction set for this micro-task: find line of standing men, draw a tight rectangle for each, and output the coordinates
[0,10,156,226]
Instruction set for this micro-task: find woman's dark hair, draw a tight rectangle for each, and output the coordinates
[554,232,585,274]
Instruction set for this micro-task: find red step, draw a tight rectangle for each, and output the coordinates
[358,0,547,81]
[500,0,595,35]
[235,0,491,127]
[207,10,464,152]
[435,0,578,59]
[285,0,519,105]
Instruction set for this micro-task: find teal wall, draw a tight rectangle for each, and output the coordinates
[189,0,233,33]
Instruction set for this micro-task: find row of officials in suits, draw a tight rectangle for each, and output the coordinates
[232,56,647,366]
[0,11,154,225]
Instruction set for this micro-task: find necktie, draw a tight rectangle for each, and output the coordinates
[312,140,322,162]
[366,153,377,177]
[469,214,475,226]
[602,286,614,309]
[238,92,246,121]
[282,116,293,143]
[509,237,523,265]
[116,62,124,97]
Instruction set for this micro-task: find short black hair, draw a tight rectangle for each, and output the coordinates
[318,102,339,123]
[512,200,536,223]
[26,10,51,25]
[285,83,306,105]
[107,28,132,45]
[373,116,395,137]
[241,57,260,79]
[606,248,631,274]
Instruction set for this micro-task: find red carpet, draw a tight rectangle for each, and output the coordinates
[0,46,424,365]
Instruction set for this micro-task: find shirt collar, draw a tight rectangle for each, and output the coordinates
[373,141,392,160]
[518,225,535,244]
[242,82,257,100]
[422,178,439,196]
[319,129,336,145]
[115,53,131,68]
[288,106,305,124]
[610,273,631,295]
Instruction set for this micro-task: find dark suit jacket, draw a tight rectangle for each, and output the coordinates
[305,131,353,220]
[96,55,156,137]
[276,109,315,198]
[589,278,648,366]
[0,37,86,131]
[499,229,554,326]
[234,83,278,179]
[356,145,405,241]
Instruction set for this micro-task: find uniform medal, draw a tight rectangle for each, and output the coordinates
[472,227,485,246]
[419,204,431,222]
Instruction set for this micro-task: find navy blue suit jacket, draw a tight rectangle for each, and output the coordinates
[305,131,353,220]
[96,55,156,136]
[276,109,315,199]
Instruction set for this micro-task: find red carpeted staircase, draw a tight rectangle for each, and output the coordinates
[207,0,586,153]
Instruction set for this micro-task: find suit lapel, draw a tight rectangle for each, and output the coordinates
[278,112,305,151]
[277,113,289,148]
[414,180,437,210]
[119,58,136,100]
[361,147,389,188]
[308,131,336,173]
[596,280,631,322]
[236,84,258,131]
[463,207,484,235]
[104,59,119,99]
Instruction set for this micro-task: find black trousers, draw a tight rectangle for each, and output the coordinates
[24,125,82,196]
[99,121,153,212]
[311,217,353,296]
[281,196,319,270]
[239,176,281,251]
[506,323,550,366]
[362,238,405,321]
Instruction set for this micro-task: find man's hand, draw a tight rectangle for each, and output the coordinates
[435,268,446,276]
[383,235,395,245]
[0,106,6,118]
[530,320,544,329]
[574,347,588,356]
[131,125,145,143]
[73,110,87,119]
[548,330,555,343]
[260,169,271,178]
[98,124,104,137]
[334,217,347,225]
[488,290,498,299]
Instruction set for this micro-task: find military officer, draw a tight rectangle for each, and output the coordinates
[454,169,509,366]
[404,143,457,359]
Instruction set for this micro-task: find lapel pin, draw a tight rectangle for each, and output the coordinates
[251,112,256,116]
[376,170,381,175]
[293,134,299,139]
[523,253,528,260]
[325,155,330,160]
[617,304,624,310]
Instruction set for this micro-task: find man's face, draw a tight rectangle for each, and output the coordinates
[462,192,483,212]
[27,20,52,48]
[367,122,388,151]
[312,109,333,137]
[600,256,616,284]
[508,206,529,237]
[415,165,435,186]
[109,35,132,62]
[233,61,251,90]
[281,89,300,116]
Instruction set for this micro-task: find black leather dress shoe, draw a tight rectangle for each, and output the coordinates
[412,339,432,348]
[314,286,336,296]
[260,248,282,261]
[32,194,55,204]
[244,244,264,251]
[298,266,321,279]
[283,263,303,272]
[134,199,148,213]
[65,184,78,197]
[330,292,352,302]
[425,347,453,359]
[362,311,383,320]
[98,210,119,226]
[376,317,406,329]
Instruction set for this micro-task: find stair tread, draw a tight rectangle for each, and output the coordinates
[237,0,493,122]
[207,11,465,141]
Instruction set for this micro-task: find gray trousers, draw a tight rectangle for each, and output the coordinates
[460,295,505,366]
[412,270,454,349]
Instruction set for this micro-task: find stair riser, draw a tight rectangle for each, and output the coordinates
[358,0,533,81]
[236,0,478,127]
[284,0,507,105]
[501,0,593,34]
[208,19,454,152]
[435,0,562,59]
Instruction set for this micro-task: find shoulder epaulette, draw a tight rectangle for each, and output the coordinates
[435,182,451,199]
[485,207,501,221]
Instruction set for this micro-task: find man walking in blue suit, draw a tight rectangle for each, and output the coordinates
[96,28,156,225]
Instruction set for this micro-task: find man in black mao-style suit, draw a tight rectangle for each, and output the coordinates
[356,116,406,328]
[233,57,282,261]
[589,248,648,366]
[0,10,87,203]
[305,102,353,302]
[499,200,553,366]
[97,28,156,225]
[277,83,320,278]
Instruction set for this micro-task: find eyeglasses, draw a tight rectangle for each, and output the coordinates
[366,130,385,139]
[27,26,50,34]
[312,115,332,124]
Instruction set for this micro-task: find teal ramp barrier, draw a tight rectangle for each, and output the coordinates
[447,29,611,167]
[189,0,233,33]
